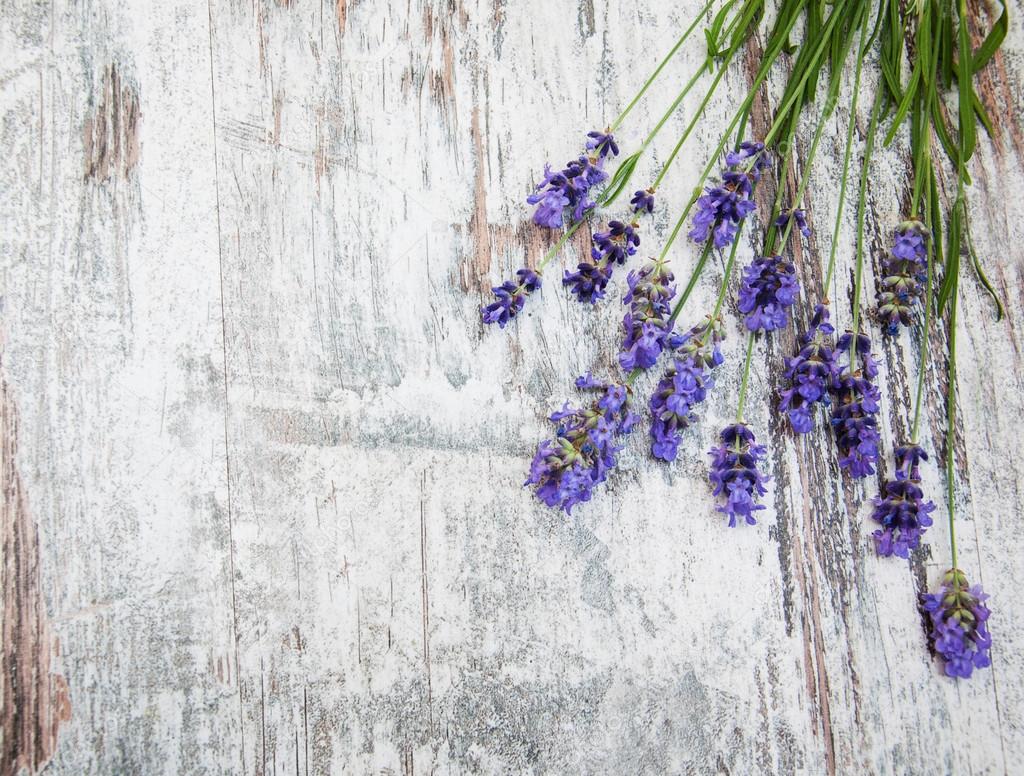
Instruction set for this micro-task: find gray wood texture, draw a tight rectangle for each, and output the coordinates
[2,0,1023,773]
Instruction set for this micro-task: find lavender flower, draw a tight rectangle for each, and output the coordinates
[563,220,640,304]
[649,317,725,461]
[525,374,639,513]
[619,257,676,371]
[595,220,640,265]
[586,130,619,159]
[737,255,799,332]
[481,268,542,327]
[528,132,618,229]
[831,332,881,478]
[775,208,810,238]
[630,188,656,214]
[778,304,839,433]
[870,443,936,558]
[562,262,613,305]
[708,423,769,526]
[689,140,770,249]
[877,220,928,334]
[922,569,992,679]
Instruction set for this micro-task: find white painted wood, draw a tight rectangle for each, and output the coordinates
[2,0,1023,773]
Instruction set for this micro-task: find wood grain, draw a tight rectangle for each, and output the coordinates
[2,0,1023,773]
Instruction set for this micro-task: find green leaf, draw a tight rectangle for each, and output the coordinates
[937,203,962,313]
[972,88,996,138]
[973,1,1008,71]
[964,212,1005,320]
[957,2,977,163]
[941,5,954,89]
[883,63,922,146]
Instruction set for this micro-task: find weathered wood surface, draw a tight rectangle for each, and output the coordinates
[2,0,1023,773]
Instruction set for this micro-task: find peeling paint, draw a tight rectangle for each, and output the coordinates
[1,374,72,776]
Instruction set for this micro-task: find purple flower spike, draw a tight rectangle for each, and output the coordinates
[631,188,656,214]
[775,208,811,238]
[525,374,639,513]
[649,317,725,461]
[689,140,770,249]
[708,423,769,526]
[563,220,640,304]
[922,569,992,679]
[830,332,881,478]
[737,255,799,332]
[619,257,676,371]
[871,443,936,558]
[481,268,542,327]
[528,132,617,229]
[778,304,840,433]
[877,220,928,334]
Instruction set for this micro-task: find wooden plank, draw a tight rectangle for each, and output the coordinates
[2,0,1023,772]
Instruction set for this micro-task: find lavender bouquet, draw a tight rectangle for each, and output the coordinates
[479,0,1008,681]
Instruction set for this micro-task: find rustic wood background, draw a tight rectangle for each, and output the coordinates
[2,0,1023,773]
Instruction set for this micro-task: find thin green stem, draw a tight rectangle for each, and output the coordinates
[735,332,756,422]
[946,280,959,570]
[536,217,588,272]
[763,110,800,255]
[643,62,713,170]
[711,234,744,319]
[823,4,871,298]
[609,0,716,132]
[667,241,715,328]
[910,158,934,443]
[646,1,761,190]
[850,87,885,362]
[655,0,809,263]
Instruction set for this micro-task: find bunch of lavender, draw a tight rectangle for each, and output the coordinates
[619,257,676,370]
[737,255,799,332]
[922,569,992,679]
[870,443,936,557]
[563,219,641,304]
[649,317,724,462]
[778,304,840,433]
[708,423,769,527]
[876,221,928,334]
[831,332,881,478]
[689,141,771,249]
[527,132,618,229]
[480,269,542,328]
[525,374,638,513]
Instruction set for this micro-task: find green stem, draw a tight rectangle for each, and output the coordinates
[641,62,711,158]
[609,0,716,133]
[647,0,753,193]
[667,241,715,328]
[849,87,885,362]
[946,280,959,570]
[763,110,801,255]
[711,234,744,319]
[735,332,756,422]
[655,0,809,263]
[910,157,934,443]
[823,4,871,297]
[536,216,588,272]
